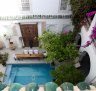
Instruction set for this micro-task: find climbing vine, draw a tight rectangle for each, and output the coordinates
[70,0,96,36]
[77,24,96,48]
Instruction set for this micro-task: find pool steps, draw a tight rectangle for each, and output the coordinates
[3,65,12,85]
[9,69,17,84]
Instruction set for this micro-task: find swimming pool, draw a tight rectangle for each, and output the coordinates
[4,64,54,85]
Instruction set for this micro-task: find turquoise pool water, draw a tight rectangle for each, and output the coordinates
[4,64,54,85]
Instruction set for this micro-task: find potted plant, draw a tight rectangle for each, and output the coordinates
[0,53,8,66]
[51,63,85,85]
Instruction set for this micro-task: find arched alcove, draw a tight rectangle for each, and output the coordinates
[78,51,90,77]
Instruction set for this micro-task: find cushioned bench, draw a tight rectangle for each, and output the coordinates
[15,53,45,60]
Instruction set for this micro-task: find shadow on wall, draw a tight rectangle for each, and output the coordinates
[78,51,90,77]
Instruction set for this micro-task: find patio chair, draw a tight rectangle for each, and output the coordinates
[76,82,90,90]
[60,82,74,91]
[26,82,39,91]
[44,82,58,91]
[0,83,7,91]
[8,83,22,91]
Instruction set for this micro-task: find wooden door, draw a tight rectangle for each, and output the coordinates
[20,24,38,47]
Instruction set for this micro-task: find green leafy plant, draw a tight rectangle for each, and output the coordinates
[0,53,8,66]
[51,63,85,85]
[39,31,78,62]
[40,31,84,84]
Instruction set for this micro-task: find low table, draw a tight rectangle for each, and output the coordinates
[16,53,45,60]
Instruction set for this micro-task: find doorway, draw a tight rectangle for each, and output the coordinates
[20,24,38,47]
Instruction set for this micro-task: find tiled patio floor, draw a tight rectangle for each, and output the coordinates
[0,47,47,64]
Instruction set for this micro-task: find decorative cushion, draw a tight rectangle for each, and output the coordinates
[33,50,39,54]
[23,50,28,54]
[29,50,33,54]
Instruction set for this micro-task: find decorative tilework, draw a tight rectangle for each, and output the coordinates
[0,15,71,20]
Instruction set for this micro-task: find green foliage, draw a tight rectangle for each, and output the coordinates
[39,31,78,62]
[51,63,85,85]
[70,0,95,27]
[0,53,8,66]
[70,0,96,36]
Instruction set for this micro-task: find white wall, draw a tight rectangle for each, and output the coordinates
[30,0,71,15]
[0,0,71,16]
[0,18,72,48]
[0,0,72,48]
[79,14,96,84]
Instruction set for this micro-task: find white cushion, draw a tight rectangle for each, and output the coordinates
[24,50,28,54]
[33,49,39,54]
[29,50,33,54]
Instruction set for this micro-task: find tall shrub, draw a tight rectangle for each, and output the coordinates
[51,63,85,85]
[39,31,78,62]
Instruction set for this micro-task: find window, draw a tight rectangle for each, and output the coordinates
[59,0,68,11]
[21,0,30,11]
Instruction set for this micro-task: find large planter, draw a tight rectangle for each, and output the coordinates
[0,53,8,66]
